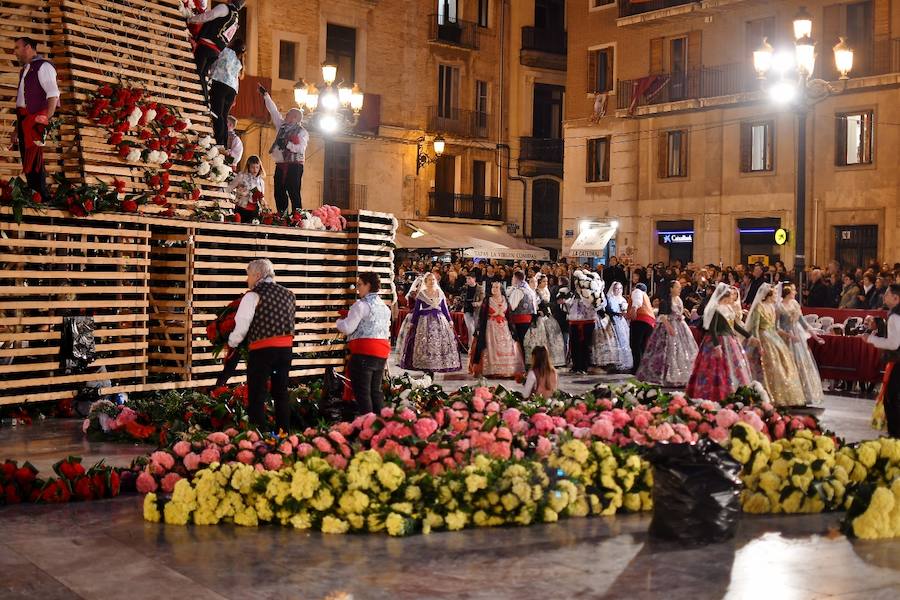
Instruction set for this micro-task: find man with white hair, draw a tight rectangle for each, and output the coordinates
[226,259,296,432]
[259,85,308,214]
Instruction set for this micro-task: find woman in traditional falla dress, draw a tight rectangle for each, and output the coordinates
[394,274,422,360]
[591,279,619,368]
[524,275,566,367]
[399,272,461,373]
[687,283,753,402]
[469,281,525,378]
[637,280,699,387]
[603,282,633,372]
[743,283,806,407]
[777,283,825,406]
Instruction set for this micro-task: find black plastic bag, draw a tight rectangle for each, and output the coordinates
[59,316,96,373]
[647,440,743,544]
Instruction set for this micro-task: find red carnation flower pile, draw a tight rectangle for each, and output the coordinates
[0,456,122,505]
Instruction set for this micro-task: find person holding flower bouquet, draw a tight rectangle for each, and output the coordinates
[206,293,246,386]
[864,284,900,437]
[227,154,265,222]
[225,259,296,432]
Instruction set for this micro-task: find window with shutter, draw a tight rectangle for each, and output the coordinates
[587,48,614,93]
[740,121,774,173]
[587,50,598,93]
[586,137,611,183]
[649,37,664,75]
[836,110,874,166]
[660,130,688,178]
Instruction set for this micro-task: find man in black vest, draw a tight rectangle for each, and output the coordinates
[12,37,59,202]
[187,0,244,107]
[866,284,900,437]
[226,259,296,432]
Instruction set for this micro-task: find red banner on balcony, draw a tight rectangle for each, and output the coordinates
[232,75,273,122]
[628,74,669,114]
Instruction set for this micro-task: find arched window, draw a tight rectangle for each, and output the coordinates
[531,179,560,239]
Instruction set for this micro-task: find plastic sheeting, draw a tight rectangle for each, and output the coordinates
[59,316,96,373]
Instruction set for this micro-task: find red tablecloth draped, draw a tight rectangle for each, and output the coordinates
[801,306,886,323]
[688,327,883,383]
[393,308,469,347]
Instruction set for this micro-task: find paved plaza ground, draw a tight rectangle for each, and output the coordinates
[1,362,897,600]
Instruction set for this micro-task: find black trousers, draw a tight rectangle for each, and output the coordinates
[348,353,387,416]
[215,350,241,387]
[886,363,900,438]
[247,347,292,432]
[630,321,654,374]
[210,81,237,146]
[194,45,219,107]
[16,115,50,202]
[570,322,594,373]
[274,163,303,214]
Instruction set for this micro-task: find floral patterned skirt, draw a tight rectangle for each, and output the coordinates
[524,316,566,367]
[744,331,806,407]
[471,320,524,378]
[400,314,461,373]
[686,333,751,403]
[636,319,698,387]
[593,317,618,367]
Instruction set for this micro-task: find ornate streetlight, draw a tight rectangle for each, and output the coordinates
[294,63,365,133]
[752,7,854,286]
[416,135,445,174]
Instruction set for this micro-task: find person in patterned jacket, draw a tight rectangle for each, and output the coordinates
[226,259,296,432]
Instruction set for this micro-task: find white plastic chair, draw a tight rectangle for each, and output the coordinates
[817,316,835,332]
[803,314,819,326]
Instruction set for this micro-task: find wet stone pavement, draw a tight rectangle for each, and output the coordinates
[0,365,897,599]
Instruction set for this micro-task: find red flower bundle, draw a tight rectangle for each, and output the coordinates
[206,294,245,356]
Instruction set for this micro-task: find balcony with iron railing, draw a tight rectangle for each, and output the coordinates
[518,137,563,177]
[427,106,490,139]
[617,0,767,27]
[618,40,900,114]
[520,26,567,70]
[428,14,478,50]
[428,192,503,221]
[319,181,367,211]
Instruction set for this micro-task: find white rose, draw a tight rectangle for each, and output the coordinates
[157,152,168,164]
[129,106,142,122]
[126,115,139,129]
[145,108,157,122]
[197,161,211,176]
[147,150,160,164]
[206,146,219,160]
[251,219,260,225]
[198,135,214,149]
[212,154,225,167]
[126,148,142,162]
[183,118,192,130]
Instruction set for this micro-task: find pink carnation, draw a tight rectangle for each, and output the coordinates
[472,397,485,412]
[136,471,157,494]
[488,441,511,460]
[183,452,202,471]
[739,411,765,432]
[590,419,615,440]
[336,421,355,437]
[399,408,416,421]
[313,436,334,454]
[648,423,675,442]
[247,431,260,443]
[172,441,191,458]
[325,454,348,470]
[296,443,314,458]
[413,418,439,440]
[708,426,730,443]
[263,453,284,471]
[206,432,229,446]
[199,447,220,464]
[474,386,492,400]
[535,436,553,457]
[238,439,254,450]
[224,428,239,437]
[278,441,293,455]
[715,409,739,429]
[160,472,182,494]
[531,412,554,435]
[236,450,255,464]
[380,407,395,418]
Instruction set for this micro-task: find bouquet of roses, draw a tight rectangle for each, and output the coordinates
[206,294,245,357]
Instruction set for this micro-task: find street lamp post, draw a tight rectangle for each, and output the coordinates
[753,7,854,287]
[293,64,365,134]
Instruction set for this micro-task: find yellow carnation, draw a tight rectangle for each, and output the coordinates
[542,507,559,522]
[445,511,469,531]
[561,439,590,464]
[465,473,488,494]
[623,493,641,512]
[143,493,161,523]
[743,492,771,514]
[386,512,408,536]
[377,463,406,492]
[321,516,350,534]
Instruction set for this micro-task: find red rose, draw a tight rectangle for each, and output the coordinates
[160,127,171,138]
[206,321,219,343]
[162,208,174,217]
[118,145,131,158]
[113,178,127,193]
[160,183,170,194]
[1,461,16,482]
[59,460,84,481]
[191,188,201,200]
[32,192,42,204]
[149,175,161,187]
[174,120,187,131]
[231,212,242,223]
[245,202,257,212]
[115,121,130,133]
[108,132,123,145]
[14,466,36,487]
[122,199,138,212]
[156,106,168,119]
[73,477,95,501]
[262,214,273,225]
[162,115,176,127]
[91,473,107,498]
[130,88,143,101]
[116,88,131,103]
[148,140,160,151]
[40,480,72,503]
[152,194,167,206]
[98,85,113,97]
[161,172,170,184]
[251,190,263,201]
[161,162,173,170]
[139,129,151,140]
[4,483,21,504]
[83,199,94,213]
[182,150,194,161]
[108,471,121,497]
[220,315,236,333]
[98,115,113,126]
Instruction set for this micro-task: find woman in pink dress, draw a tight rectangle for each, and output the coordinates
[469,282,525,378]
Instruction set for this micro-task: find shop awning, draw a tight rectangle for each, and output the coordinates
[568,225,617,258]
[396,221,550,261]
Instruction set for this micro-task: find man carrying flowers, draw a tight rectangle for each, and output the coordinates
[336,272,391,415]
[225,259,296,432]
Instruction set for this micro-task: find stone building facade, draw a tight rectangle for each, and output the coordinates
[564,0,900,269]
